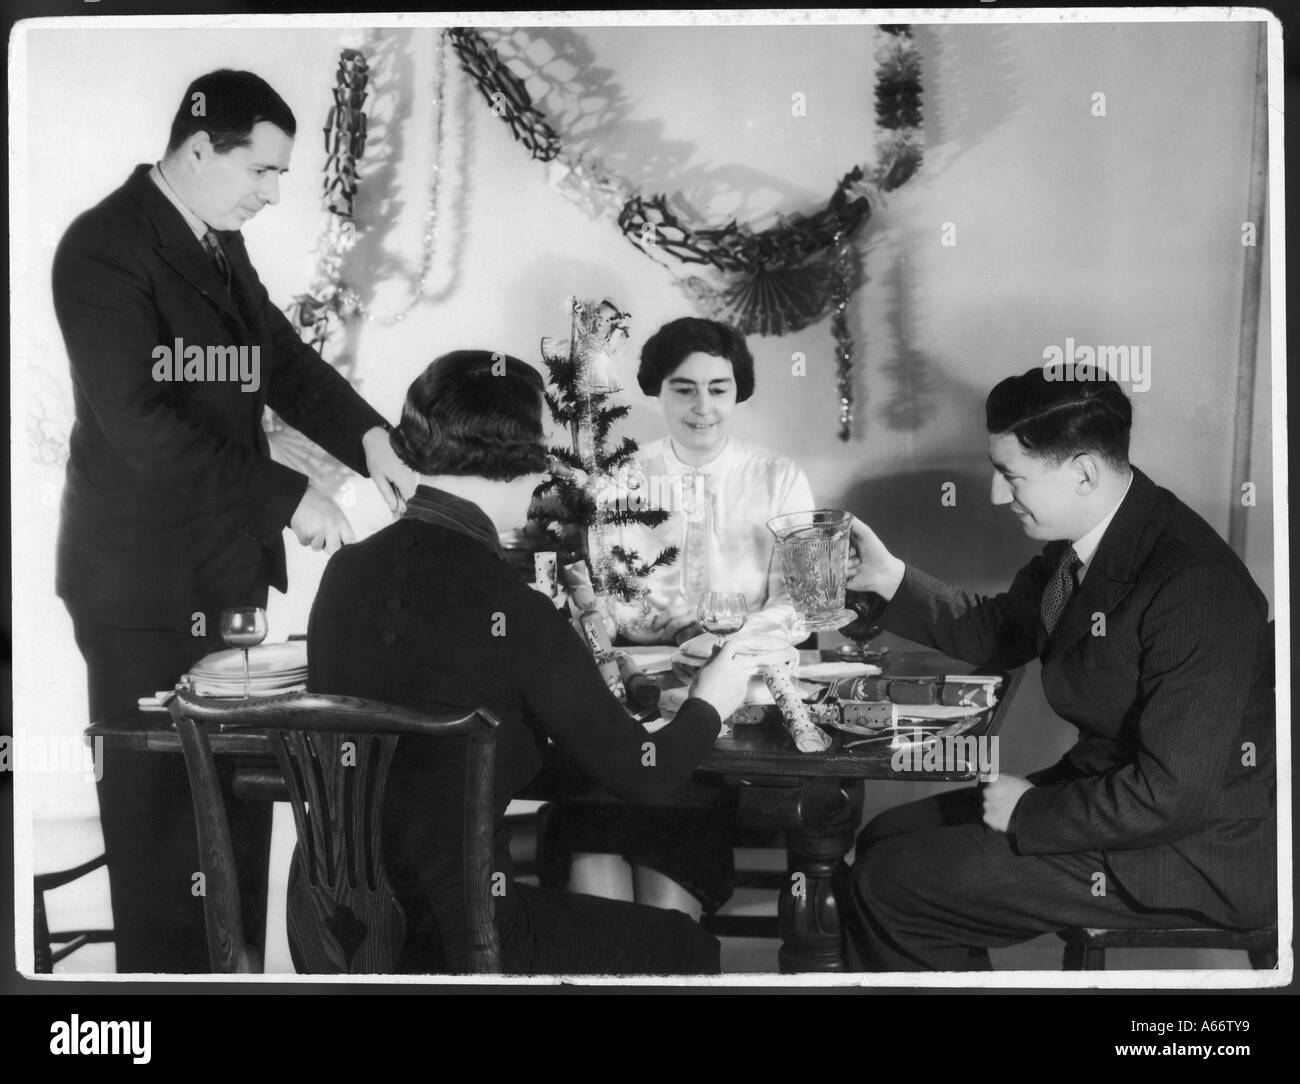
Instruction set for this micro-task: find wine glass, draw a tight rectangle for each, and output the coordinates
[697,592,748,648]
[220,607,268,698]
[837,593,888,662]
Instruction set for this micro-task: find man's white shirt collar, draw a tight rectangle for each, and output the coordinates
[149,163,210,242]
[1071,471,1133,583]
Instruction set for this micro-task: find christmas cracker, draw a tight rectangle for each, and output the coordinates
[761,665,831,752]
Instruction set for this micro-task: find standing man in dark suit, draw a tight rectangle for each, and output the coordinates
[843,364,1275,970]
[52,70,414,971]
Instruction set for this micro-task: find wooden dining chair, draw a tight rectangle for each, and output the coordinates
[33,853,114,973]
[1059,620,1278,972]
[167,690,502,975]
[1058,923,1279,970]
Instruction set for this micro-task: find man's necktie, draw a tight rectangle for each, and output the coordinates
[202,229,231,289]
[1040,547,1082,636]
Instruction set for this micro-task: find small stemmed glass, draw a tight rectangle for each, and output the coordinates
[220,606,268,698]
[697,592,748,648]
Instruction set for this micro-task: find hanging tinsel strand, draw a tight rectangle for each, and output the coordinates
[340,30,449,325]
[281,42,375,387]
[829,233,857,441]
[285,28,452,355]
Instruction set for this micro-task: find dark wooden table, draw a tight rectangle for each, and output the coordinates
[87,639,1023,974]
[663,645,1021,971]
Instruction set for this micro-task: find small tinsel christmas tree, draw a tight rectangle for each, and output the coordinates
[530,298,678,608]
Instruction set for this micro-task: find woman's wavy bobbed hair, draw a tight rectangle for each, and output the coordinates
[636,317,755,403]
[389,350,550,481]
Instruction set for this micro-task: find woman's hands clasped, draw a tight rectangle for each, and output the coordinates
[687,639,749,722]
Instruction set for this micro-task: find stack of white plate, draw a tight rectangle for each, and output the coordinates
[184,641,308,699]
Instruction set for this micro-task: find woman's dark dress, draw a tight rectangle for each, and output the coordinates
[307,486,722,974]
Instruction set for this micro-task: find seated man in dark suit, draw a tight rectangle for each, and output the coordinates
[843,364,1275,970]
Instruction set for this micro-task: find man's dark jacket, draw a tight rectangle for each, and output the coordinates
[871,467,1275,928]
[52,164,385,627]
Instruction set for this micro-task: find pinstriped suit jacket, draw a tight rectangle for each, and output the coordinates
[868,467,1275,928]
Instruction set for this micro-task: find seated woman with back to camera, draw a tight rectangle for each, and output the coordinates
[306,349,749,975]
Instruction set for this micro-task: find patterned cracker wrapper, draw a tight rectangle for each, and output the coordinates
[806,701,842,730]
[561,560,599,612]
[534,552,559,595]
[762,665,832,752]
[841,700,897,732]
[887,676,941,704]
[834,675,891,701]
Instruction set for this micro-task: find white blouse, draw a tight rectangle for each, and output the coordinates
[603,437,815,642]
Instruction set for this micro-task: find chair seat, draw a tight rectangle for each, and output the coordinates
[1058,923,1277,951]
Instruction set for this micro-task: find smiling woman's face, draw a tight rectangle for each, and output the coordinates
[658,351,738,465]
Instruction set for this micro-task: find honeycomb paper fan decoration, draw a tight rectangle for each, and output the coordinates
[705,258,836,337]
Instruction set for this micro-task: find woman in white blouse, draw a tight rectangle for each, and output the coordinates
[546,317,815,919]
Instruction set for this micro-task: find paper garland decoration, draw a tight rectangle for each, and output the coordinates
[450,25,924,439]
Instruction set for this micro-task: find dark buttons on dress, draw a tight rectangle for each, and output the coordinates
[380,628,398,646]
[385,596,402,614]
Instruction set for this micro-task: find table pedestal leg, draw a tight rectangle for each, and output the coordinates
[738,778,863,973]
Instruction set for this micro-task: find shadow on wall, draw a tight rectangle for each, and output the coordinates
[876,240,941,435]
[844,466,1078,795]
[349,29,418,337]
[843,466,1042,588]
[846,22,1027,441]
[915,22,1027,170]
[486,26,847,228]
[268,30,471,503]
[361,27,474,310]
[846,22,1027,442]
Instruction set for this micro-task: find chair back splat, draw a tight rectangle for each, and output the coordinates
[169,690,502,975]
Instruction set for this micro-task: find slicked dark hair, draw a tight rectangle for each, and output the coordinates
[390,351,549,481]
[986,365,1133,468]
[166,70,297,155]
[637,317,755,403]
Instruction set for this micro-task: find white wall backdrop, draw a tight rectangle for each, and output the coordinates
[12,18,1275,897]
